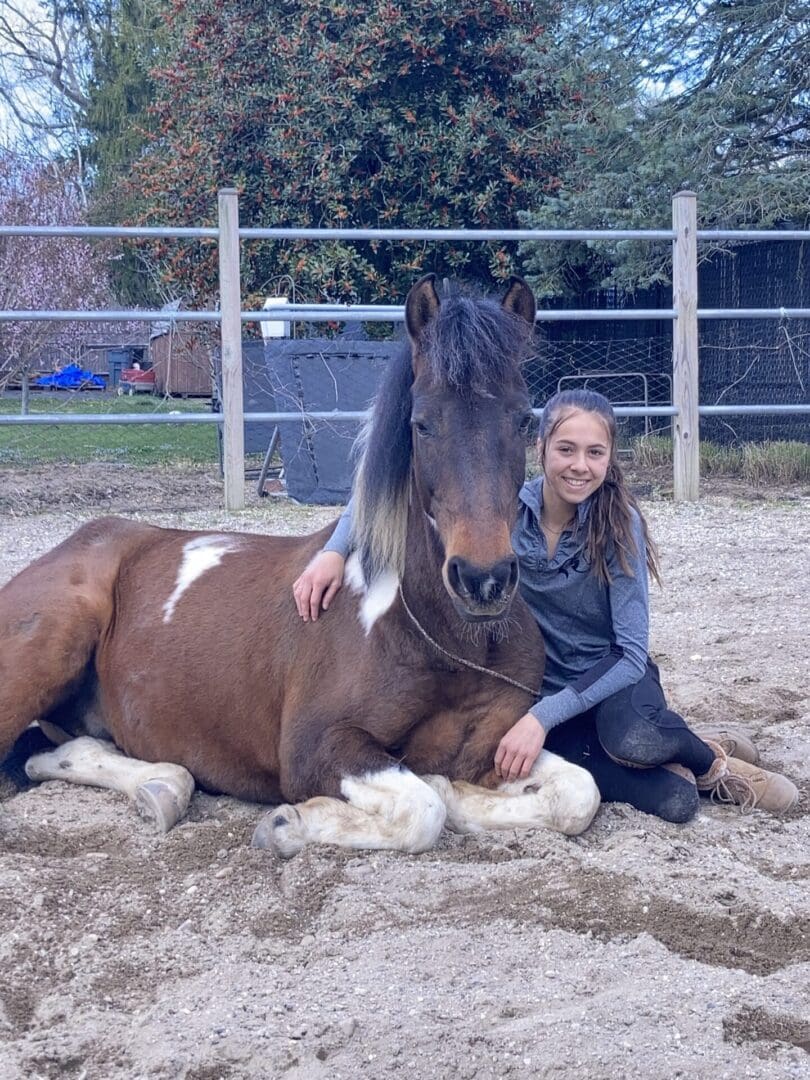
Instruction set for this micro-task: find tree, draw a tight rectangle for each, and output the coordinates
[0,150,118,410]
[0,1,102,192]
[111,0,568,306]
[518,0,810,295]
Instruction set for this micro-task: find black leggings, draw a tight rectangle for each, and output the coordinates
[544,661,716,824]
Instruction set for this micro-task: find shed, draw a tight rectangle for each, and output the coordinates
[150,303,213,397]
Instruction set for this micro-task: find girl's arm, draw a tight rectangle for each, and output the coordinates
[530,509,650,732]
[497,511,651,780]
[293,499,354,620]
[322,500,353,559]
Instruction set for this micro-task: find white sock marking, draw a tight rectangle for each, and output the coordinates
[162,535,239,623]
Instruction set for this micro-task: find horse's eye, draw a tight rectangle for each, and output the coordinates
[412,420,432,438]
[518,412,534,435]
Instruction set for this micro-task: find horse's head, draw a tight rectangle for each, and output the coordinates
[404,274,536,621]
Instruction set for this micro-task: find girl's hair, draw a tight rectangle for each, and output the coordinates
[538,389,662,586]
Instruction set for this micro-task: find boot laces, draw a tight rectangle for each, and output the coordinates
[711,774,757,814]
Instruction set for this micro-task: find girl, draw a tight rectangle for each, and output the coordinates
[293,389,798,822]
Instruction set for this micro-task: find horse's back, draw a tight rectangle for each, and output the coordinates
[92,520,333,799]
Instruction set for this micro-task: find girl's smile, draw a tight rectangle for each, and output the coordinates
[539,408,611,516]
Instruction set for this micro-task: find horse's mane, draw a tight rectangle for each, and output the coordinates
[350,285,533,583]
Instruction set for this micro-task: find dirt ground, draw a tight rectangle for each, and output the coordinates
[0,463,808,1080]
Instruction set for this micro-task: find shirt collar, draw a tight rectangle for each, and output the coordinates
[518,476,592,526]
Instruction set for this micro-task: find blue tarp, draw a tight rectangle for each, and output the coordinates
[34,363,106,389]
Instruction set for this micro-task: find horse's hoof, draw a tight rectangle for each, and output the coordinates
[251,805,304,858]
[135,778,190,833]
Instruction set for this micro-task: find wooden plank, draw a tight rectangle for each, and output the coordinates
[218,188,245,510]
[672,191,700,501]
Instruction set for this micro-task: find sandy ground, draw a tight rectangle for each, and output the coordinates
[0,464,809,1080]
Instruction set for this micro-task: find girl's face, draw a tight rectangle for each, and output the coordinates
[539,408,612,509]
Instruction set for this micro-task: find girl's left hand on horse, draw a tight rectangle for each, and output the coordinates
[495,713,547,781]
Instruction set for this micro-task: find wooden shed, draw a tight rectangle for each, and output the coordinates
[149,326,213,397]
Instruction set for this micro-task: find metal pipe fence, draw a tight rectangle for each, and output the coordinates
[1,190,809,507]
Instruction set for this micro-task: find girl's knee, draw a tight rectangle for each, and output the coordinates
[597,717,666,768]
[655,778,699,824]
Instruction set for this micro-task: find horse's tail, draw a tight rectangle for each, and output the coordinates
[0,516,156,766]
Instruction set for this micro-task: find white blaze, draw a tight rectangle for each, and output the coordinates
[162,535,239,623]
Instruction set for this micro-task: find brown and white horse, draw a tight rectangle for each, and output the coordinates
[0,275,599,856]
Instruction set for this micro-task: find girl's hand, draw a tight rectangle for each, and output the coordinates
[494,713,547,781]
[293,551,346,621]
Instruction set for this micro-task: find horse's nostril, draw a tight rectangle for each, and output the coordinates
[446,557,467,596]
[506,556,519,592]
[447,555,518,606]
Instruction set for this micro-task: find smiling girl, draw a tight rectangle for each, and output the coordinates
[293,389,798,821]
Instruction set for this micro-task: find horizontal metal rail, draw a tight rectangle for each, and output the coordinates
[697,230,810,241]
[6,306,810,323]
[0,307,678,323]
[3,404,809,428]
[0,225,218,239]
[4,225,808,243]
[0,224,675,242]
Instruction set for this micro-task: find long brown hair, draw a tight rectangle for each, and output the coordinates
[538,389,662,586]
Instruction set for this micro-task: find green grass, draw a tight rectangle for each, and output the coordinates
[0,393,219,466]
[631,435,810,484]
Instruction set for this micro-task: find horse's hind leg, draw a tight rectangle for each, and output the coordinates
[25,736,195,833]
[252,766,447,858]
[0,541,113,762]
[424,750,601,837]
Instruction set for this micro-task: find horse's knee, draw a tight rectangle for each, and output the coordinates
[554,765,601,835]
[342,767,446,853]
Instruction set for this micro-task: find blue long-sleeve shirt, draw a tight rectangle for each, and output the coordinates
[323,476,650,732]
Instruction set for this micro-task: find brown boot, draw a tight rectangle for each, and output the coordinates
[691,725,759,764]
[694,739,730,791]
[710,757,799,815]
[663,762,696,784]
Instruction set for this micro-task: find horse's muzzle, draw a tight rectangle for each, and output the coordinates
[444,554,519,620]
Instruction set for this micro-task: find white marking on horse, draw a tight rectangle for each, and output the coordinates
[423,751,600,836]
[25,735,195,832]
[340,767,446,852]
[345,552,399,634]
[480,574,498,602]
[162,535,239,623]
[253,766,447,856]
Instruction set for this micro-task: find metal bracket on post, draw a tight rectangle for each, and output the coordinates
[218,188,245,510]
[672,190,700,501]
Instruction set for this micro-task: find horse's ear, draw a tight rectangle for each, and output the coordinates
[501,276,536,328]
[405,274,440,343]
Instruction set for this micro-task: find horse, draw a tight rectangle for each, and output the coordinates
[0,274,600,856]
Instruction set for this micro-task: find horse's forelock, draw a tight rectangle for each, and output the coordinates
[421,292,531,394]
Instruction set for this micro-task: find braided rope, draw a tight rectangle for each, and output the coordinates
[397,584,541,697]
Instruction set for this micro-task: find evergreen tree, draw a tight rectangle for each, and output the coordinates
[108,0,567,305]
[519,0,810,295]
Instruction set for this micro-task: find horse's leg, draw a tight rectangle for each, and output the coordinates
[252,765,447,858]
[423,750,601,837]
[24,736,195,833]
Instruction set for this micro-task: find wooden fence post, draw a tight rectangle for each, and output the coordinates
[218,187,245,511]
[672,190,700,501]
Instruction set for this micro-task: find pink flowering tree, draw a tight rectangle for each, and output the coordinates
[0,151,117,411]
